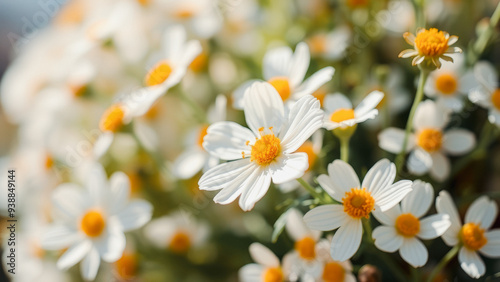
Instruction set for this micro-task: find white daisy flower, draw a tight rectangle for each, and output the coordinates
[468,61,500,126]
[436,191,500,278]
[143,211,210,254]
[424,53,478,112]
[307,26,351,61]
[378,100,476,181]
[372,180,451,268]
[239,243,289,282]
[172,95,227,179]
[322,91,384,130]
[232,42,334,110]
[304,159,413,261]
[41,164,153,281]
[199,82,324,211]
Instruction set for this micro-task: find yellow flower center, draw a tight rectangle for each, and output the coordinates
[145,61,173,87]
[342,188,375,219]
[415,28,449,57]
[460,223,487,251]
[308,35,327,54]
[80,210,106,237]
[312,89,326,107]
[197,125,209,149]
[170,231,191,253]
[115,253,138,280]
[491,89,500,111]
[189,52,208,72]
[45,154,54,169]
[435,73,458,95]
[322,262,346,282]
[263,267,284,282]
[330,108,355,123]
[250,131,281,166]
[395,213,421,237]
[55,0,84,26]
[99,104,125,132]
[417,128,443,152]
[294,236,316,260]
[267,77,291,101]
[296,141,317,171]
[136,0,149,6]
[175,8,195,19]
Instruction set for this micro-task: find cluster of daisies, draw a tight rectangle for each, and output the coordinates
[0,0,499,281]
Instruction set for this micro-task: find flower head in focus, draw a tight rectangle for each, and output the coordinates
[199,82,324,211]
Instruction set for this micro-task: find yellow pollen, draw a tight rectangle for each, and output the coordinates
[395,213,420,237]
[322,262,345,282]
[296,141,317,171]
[415,28,449,57]
[250,134,281,166]
[460,223,487,251]
[294,236,316,260]
[330,108,355,123]
[189,52,208,72]
[170,231,191,253]
[491,89,500,111]
[267,77,291,101]
[197,125,209,149]
[144,61,173,87]
[308,35,327,54]
[263,267,283,282]
[435,73,458,95]
[99,104,125,132]
[80,210,106,237]
[342,188,375,219]
[115,253,138,280]
[417,128,443,152]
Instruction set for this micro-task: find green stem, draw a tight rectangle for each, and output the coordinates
[340,137,350,163]
[178,90,208,124]
[468,1,500,65]
[427,245,460,282]
[412,0,426,30]
[395,69,430,172]
[362,217,373,242]
[297,177,326,203]
[411,267,420,282]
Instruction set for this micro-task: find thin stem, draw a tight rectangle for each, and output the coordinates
[468,1,500,64]
[412,0,426,29]
[411,267,420,282]
[395,69,430,172]
[362,217,373,242]
[340,137,350,163]
[178,90,209,124]
[427,245,460,282]
[297,177,327,204]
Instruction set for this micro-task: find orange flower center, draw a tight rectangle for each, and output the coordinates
[342,188,375,219]
[55,0,84,26]
[170,231,191,253]
[395,213,420,237]
[80,210,106,237]
[99,104,125,132]
[294,236,316,260]
[435,73,458,95]
[347,0,370,8]
[250,130,281,166]
[268,77,291,101]
[460,223,487,251]
[45,154,54,169]
[145,61,173,87]
[197,125,209,149]
[115,253,138,280]
[189,52,208,72]
[308,35,327,54]
[330,109,355,123]
[175,8,195,19]
[322,262,346,282]
[491,89,500,111]
[415,28,449,57]
[263,267,284,282]
[312,89,327,107]
[296,141,317,171]
[417,128,443,152]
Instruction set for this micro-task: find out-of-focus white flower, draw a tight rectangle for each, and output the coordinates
[313,239,356,282]
[239,243,290,282]
[41,164,153,281]
[143,211,210,254]
[285,208,322,262]
[232,42,334,110]
[307,26,351,61]
[199,82,324,211]
[304,159,412,261]
[378,100,476,181]
[372,180,451,268]
[173,95,226,179]
[436,191,500,279]
[379,0,415,35]
[468,61,500,126]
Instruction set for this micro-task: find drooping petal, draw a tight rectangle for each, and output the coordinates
[303,205,348,231]
[442,129,476,156]
[401,180,433,218]
[269,153,308,184]
[249,243,280,267]
[243,82,285,136]
[464,196,498,230]
[435,191,462,246]
[362,159,396,199]
[418,214,451,240]
[459,247,485,279]
[330,218,362,261]
[372,226,403,253]
[203,121,255,160]
[378,128,414,154]
[81,247,101,281]
[399,237,428,268]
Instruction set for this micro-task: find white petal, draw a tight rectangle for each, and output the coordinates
[57,240,91,270]
[323,93,352,113]
[293,67,335,98]
[354,90,384,117]
[418,214,451,240]
[330,218,362,261]
[189,11,221,38]
[243,82,285,136]
[51,184,86,221]
[108,171,131,214]
[435,191,462,246]
[238,168,272,211]
[288,42,310,87]
[203,121,255,160]
[489,109,500,126]
[436,96,464,112]
[374,180,413,212]
[232,80,260,110]
[429,152,450,182]
[211,162,257,206]
[163,24,186,61]
[401,180,433,218]
[362,159,396,200]
[86,163,108,206]
[459,247,485,279]
[479,230,500,258]
[378,128,413,154]
[321,160,360,202]
[372,226,403,253]
[442,129,476,156]
[413,100,449,131]
[249,243,280,267]
[263,45,293,80]
[279,95,323,153]
[41,225,81,250]
[303,205,347,231]
[286,208,309,241]
[239,263,264,282]
[95,225,126,262]
[93,132,114,159]
[81,247,101,281]
[459,70,479,93]
[407,148,432,176]
[474,61,498,91]
[115,200,153,232]
[269,153,308,184]
[372,205,401,226]
[465,196,498,230]
[172,149,207,179]
[399,237,428,268]
[199,159,253,191]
